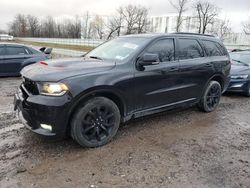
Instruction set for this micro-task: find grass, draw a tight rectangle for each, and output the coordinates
[14,39,95,52]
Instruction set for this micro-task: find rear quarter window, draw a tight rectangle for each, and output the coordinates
[202,40,225,56]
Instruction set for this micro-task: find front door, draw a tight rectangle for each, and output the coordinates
[134,38,182,111]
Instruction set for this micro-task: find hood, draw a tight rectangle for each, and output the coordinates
[21,58,116,82]
[231,64,250,75]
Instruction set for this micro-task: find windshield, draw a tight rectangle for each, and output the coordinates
[230,53,250,66]
[85,37,149,62]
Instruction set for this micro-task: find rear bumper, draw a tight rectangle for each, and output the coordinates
[14,86,71,137]
[226,79,250,93]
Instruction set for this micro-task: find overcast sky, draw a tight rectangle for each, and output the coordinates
[1,0,250,32]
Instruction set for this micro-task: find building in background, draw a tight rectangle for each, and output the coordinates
[148,14,222,34]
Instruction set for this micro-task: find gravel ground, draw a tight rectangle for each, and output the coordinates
[0,77,249,188]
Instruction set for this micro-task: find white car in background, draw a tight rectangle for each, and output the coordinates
[0,34,14,41]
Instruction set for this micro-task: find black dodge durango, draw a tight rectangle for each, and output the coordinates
[14,33,231,147]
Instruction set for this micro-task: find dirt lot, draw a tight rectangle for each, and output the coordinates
[0,77,249,188]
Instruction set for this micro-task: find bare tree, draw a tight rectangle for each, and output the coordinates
[0,29,7,34]
[194,1,219,34]
[169,0,188,32]
[27,15,39,37]
[82,12,91,38]
[136,7,149,33]
[119,4,149,35]
[41,16,56,38]
[212,19,232,41]
[90,15,105,39]
[64,16,81,38]
[106,11,124,40]
[9,14,28,37]
[243,17,250,35]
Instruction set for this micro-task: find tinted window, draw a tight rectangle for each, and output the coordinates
[0,47,5,56]
[178,38,203,60]
[215,43,228,56]
[145,39,175,62]
[27,47,39,54]
[202,40,223,56]
[6,47,27,55]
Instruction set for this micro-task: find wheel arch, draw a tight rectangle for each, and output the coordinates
[66,87,127,133]
[199,74,225,100]
[210,74,224,90]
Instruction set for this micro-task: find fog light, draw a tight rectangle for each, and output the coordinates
[40,124,52,131]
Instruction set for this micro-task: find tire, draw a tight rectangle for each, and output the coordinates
[71,97,121,148]
[198,80,222,112]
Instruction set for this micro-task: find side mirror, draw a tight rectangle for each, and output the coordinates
[44,48,53,55]
[139,53,160,66]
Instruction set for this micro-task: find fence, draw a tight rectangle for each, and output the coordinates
[16,37,106,47]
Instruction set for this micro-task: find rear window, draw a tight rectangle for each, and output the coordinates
[178,38,203,60]
[202,40,224,56]
[6,47,28,55]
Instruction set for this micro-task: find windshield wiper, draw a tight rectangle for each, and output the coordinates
[89,56,103,60]
[232,59,249,66]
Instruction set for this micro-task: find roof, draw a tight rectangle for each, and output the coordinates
[0,43,26,47]
[120,32,219,41]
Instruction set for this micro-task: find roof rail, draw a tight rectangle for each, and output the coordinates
[172,32,215,37]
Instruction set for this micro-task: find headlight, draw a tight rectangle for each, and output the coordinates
[231,75,248,80]
[38,83,69,96]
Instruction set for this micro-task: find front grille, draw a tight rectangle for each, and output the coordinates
[22,77,39,95]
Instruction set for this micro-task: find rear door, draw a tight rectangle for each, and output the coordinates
[3,46,31,74]
[176,37,213,100]
[0,46,6,75]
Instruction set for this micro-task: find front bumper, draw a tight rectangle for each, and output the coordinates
[14,85,71,137]
[226,79,250,93]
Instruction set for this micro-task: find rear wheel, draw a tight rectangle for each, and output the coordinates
[198,81,222,112]
[71,97,120,147]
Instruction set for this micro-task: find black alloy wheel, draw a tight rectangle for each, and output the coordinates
[206,84,221,111]
[71,97,120,147]
[198,81,222,112]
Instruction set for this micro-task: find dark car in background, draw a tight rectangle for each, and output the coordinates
[0,43,52,76]
[14,33,231,148]
[227,51,250,96]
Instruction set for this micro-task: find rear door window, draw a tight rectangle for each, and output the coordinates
[145,38,175,62]
[6,47,28,55]
[202,40,223,56]
[178,38,203,60]
[0,46,5,56]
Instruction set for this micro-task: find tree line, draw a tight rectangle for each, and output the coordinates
[8,4,149,40]
[7,1,247,40]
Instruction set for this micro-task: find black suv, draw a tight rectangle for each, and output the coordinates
[14,33,231,147]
